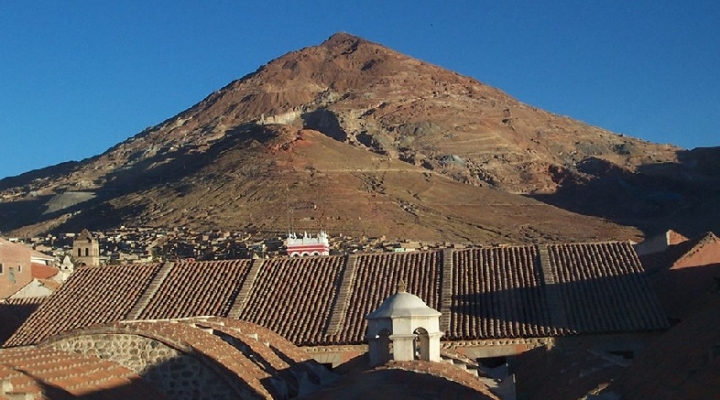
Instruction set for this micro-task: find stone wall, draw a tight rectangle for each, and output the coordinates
[47,333,238,399]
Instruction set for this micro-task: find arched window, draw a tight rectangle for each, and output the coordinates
[377,328,391,364]
[414,327,430,361]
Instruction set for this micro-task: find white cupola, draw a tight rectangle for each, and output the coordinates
[365,280,443,366]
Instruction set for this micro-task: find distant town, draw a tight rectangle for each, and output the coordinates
[4,225,475,265]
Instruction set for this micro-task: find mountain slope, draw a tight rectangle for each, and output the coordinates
[1,33,716,240]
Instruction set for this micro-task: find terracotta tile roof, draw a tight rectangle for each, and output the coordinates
[192,317,328,394]
[36,278,62,292]
[197,317,313,363]
[38,317,333,399]
[30,262,59,280]
[0,298,43,344]
[449,246,552,339]
[5,263,163,346]
[548,242,669,334]
[638,232,720,321]
[379,360,499,399]
[237,256,347,345]
[514,345,626,400]
[5,242,667,348]
[114,320,279,398]
[305,360,498,400]
[137,259,252,319]
[333,251,443,344]
[667,229,690,245]
[0,346,164,399]
[641,231,720,273]
[0,296,44,306]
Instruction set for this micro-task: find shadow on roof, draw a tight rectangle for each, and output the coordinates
[449,270,669,339]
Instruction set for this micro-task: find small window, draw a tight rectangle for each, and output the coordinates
[85,248,89,257]
[78,248,82,257]
[0,263,3,274]
[17,265,22,273]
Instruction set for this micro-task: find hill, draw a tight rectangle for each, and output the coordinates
[1,33,718,241]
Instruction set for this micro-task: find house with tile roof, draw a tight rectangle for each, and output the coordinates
[0,237,35,299]
[640,231,720,321]
[634,229,689,256]
[5,241,668,374]
[0,237,66,343]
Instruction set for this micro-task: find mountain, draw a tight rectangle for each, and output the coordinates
[1,33,718,242]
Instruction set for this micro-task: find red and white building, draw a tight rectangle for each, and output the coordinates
[285,231,329,257]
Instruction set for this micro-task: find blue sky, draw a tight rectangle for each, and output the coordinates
[1,1,718,179]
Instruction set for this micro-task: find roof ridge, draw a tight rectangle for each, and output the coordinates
[227,259,264,320]
[126,261,175,320]
[537,244,569,333]
[325,254,359,337]
[439,248,454,333]
[673,231,719,266]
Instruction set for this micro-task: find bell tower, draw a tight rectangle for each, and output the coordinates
[72,229,100,266]
[365,280,443,366]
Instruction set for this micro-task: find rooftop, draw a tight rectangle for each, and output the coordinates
[5,242,669,348]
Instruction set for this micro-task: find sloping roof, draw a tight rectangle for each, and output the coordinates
[0,346,165,399]
[30,262,59,280]
[237,256,347,345]
[39,317,333,399]
[5,242,669,348]
[76,228,95,241]
[547,242,668,334]
[450,246,552,339]
[6,263,163,346]
[334,251,443,343]
[0,297,44,344]
[640,231,720,321]
[641,231,720,273]
[514,345,626,400]
[29,248,55,262]
[304,360,499,400]
[667,229,689,245]
[137,259,252,319]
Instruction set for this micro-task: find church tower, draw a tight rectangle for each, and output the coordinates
[365,280,443,366]
[73,229,100,266]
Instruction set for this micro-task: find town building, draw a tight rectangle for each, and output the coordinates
[285,231,330,256]
[0,238,64,344]
[0,238,34,299]
[638,230,720,322]
[633,229,689,256]
[5,242,667,369]
[72,228,100,266]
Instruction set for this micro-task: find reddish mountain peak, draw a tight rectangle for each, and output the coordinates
[320,32,371,49]
[1,34,715,241]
